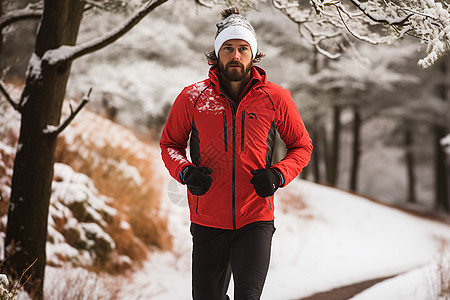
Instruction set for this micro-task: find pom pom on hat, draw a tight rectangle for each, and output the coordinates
[214,7,257,59]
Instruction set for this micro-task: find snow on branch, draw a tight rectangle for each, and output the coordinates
[196,0,261,9]
[336,4,380,45]
[43,88,92,136]
[347,0,414,26]
[0,80,20,112]
[41,0,168,66]
[195,0,222,7]
[301,23,343,59]
[442,134,450,155]
[272,0,450,67]
[0,2,43,32]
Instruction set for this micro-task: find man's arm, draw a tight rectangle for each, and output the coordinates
[160,88,195,183]
[272,88,313,186]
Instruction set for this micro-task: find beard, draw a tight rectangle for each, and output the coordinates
[219,60,252,82]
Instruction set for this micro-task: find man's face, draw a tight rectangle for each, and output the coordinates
[218,39,253,82]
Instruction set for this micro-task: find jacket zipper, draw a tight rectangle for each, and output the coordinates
[267,196,272,210]
[221,95,237,230]
[231,108,237,230]
[223,111,228,152]
[241,110,245,151]
[196,195,199,214]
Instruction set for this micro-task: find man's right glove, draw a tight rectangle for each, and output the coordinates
[182,166,213,196]
[250,168,280,197]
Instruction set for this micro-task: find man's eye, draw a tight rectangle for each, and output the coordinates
[240,47,248,51]
[224,47,233,51]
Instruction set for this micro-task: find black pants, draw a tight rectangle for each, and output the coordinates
[191,221,275,300]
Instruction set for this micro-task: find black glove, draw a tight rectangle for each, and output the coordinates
[250,168,280,197]
[183,166,213,196]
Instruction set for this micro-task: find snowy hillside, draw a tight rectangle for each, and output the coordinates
[117,150,450,300]
[1,91,449,299]
[1,1,449,299]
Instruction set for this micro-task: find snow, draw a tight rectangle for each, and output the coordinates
[42,125,58,134]
[42,45,77,66]
[350,265,435,300]
[25,53,42,81]
[118,149,450,300]
[41,0,165,66]
[1,2,449,298]
[442,134,450,155]
[47,162,118,267]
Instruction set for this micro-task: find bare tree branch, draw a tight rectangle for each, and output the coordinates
[194,0,218,7]
[347,0,414,26]
[82,0,106,10]
[0,80,20,112]
[41,0,168,66]
[272,0,299,10]
[0,3,43,32]
[44,88,92,136]
[336,4,379,45]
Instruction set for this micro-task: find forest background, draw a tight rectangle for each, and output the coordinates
[0,0,449,298]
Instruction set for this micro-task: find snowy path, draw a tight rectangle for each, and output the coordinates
[118,152,450,300]
[297,274,398,300]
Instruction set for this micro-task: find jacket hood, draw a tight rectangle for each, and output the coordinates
[208,65,268,90]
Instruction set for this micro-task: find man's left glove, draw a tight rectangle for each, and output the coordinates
[182,166,213,196]
[250,168,280,197]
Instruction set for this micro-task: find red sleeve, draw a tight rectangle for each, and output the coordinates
[272,87,312,186]
[160,87,195,183]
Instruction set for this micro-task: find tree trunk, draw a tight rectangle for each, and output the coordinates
[326,104,341,186]
[349,105,361,192]
[310,124,321,183]
[404,126,417,204]
[5,0,84,298]
[320,124,329,184]
[433,59,449,212]
[308,53,321,183]
[434,124,449,211]
[0,0,3,74]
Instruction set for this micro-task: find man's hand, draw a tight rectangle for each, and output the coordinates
[250,168,280,197]
[183,166,213,196]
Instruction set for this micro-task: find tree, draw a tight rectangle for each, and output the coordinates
[0,1,42,78]
[198,0,449,68]
[272,0,450,68]
[433,57,449,211]
[0,0,168,298]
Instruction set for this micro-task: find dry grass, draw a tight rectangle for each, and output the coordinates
[426,239,450,300]
[278,191,314,220]
[0,143,14,218]
[44,267,123,300]
[102,214,148,271]
[1,95,172,273]
[0,92,19,218]
[435,240,450,299]
[55,108,172,267]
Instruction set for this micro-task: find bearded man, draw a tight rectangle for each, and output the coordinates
[160,7,312,300]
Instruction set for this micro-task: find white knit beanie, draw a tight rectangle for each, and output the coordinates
[214,8,257,59]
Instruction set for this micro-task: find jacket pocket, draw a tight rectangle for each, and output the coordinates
[223,111,228,153]
[241,110,245,151]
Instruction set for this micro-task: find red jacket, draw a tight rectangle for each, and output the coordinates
[160,66,312,230]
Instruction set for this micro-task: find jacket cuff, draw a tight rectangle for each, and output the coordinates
[180,165,194,184]
[271,167,285,187]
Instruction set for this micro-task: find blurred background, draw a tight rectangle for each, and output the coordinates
[1,0,450,299]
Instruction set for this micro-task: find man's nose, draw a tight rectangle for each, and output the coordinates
[231,49,240,60]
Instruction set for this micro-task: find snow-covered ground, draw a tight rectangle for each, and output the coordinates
[118,149,450,300]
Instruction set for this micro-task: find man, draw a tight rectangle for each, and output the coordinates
[160,7,312,300]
